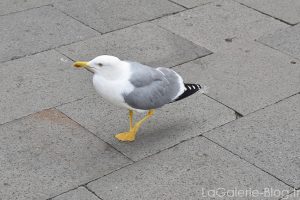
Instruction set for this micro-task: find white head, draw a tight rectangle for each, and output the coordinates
[73,55,122,73]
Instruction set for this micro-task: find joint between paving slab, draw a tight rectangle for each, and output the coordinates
[3,1,298,198]
[0,5,202,64]
[170,52,214,68]
[234,1,295,26]
[54,49,76,62]
[60,117,238,195]
[255,40,300,63]
[0,95,88,126]
[279,189,300,200]
[207,90,300,121]
[80,137,210,187]
[56,23,213,69]
[48,162,133,199]
[47,119,239,199]
[55,108,134,162]
[0,3,209,64]
[245,91,300,117]
[0,34,100,64]
[203,136,295,189]
[51,4,103,34]
[0,4,53,17]
[169,0,217,10]
[130,117,237,164]
[0,48,55,64]
[154,21,214,55]
[48,108,290,199]
[46,185,81,200]
[83,185,104,200]
[204,94,244,119]
[100,5,197,35]
[167,0,188,9]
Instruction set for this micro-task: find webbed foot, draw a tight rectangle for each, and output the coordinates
[115,131,136,142]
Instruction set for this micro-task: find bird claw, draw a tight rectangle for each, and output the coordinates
[115,131,136,142]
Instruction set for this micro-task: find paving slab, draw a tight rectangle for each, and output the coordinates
[54,0,184,33]
[168,0,213,8]
[236,0,300,25]
[57,92,235,161]
[282,190,300,200]
[0,6,98,63]
[0,0,52,15]
[258,24,300,60]
[87,137,290,200]
[155,0,288,52]
[57,22,211,67]
[0,50,97,125]
[173,40,300,115]
[52,187,100,200]
[0,109,131,200]
[206,94,300,188]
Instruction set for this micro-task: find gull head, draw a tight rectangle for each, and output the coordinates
[73,55,121,73]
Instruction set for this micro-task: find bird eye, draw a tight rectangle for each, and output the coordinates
[98,63,103,66]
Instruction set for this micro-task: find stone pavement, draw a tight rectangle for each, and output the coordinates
[0,0,299,199]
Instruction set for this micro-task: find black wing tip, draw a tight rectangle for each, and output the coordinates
[184,83,202,90]
[172,83,207,102]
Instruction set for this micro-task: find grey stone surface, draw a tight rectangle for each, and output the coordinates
[206,94,300,187]
[0,6,98,62]
[54,0,184,33]
[52,187,100,200]
[174,40,300,115]
[155,0,288,52]
[0,0,52,15]
[169,0,213,8]
[282,190,300,200]
[0,50,96,124]
[57,93,235,161]
[87,137,290,200]
[1,0,299,199]
[236,0,300,25]
[258,24,300,60]
[0,109,131,200]
[57,22,211,67]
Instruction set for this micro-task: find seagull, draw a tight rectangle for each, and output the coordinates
[73,55,207,142]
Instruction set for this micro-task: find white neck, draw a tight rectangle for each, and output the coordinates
[94,61,129,80]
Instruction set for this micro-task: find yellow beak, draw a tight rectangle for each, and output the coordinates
[73,61,88,68]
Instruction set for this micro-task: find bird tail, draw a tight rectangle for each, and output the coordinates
[172,83,208,102]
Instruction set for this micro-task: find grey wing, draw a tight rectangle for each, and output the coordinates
[123,62,184,110]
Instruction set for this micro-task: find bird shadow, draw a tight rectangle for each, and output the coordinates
[136,120,192,143]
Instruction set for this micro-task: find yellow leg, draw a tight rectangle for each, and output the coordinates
[115,110,135,141]
[115,109,154,142]
[129,110,133,130]
[132,109,154,133]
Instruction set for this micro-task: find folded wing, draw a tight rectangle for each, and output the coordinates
[122,62,184,110]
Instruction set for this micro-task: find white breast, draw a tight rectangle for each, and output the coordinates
[92,62,136,110]
[93,75,130,107]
